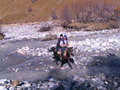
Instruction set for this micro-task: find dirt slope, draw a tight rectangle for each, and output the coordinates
[0,0,69,24]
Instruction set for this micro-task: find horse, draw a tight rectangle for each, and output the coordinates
[49,47,74,69]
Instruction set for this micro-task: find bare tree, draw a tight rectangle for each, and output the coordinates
[60,4,71,22]
[60,0,120,23]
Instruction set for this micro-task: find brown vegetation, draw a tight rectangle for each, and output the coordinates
[67,21,120,31]
[0,29,5,40]
[31,0,38,3]
[60,0,120,23]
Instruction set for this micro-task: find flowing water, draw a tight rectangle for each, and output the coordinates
[0,29,120,82]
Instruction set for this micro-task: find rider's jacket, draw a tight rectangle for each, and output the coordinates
[57,38,68,48]
[57,38,61,47]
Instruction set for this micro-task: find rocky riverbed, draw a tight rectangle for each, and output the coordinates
[0,21,120,90]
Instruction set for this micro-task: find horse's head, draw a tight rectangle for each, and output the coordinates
[48,47,56,52]
[68,47,74,56]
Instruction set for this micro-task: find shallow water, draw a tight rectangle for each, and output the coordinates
[0,30,120,81]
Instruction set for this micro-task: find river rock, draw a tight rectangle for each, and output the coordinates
[48,82,56,88]
[73,75,79,81]
[118,87,120,90]
[49,78,55,82]
[11,80,19,86]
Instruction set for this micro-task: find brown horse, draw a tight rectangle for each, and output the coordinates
[49,47,74,69]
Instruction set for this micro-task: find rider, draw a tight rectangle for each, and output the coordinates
[56,34,64,53]
[63,35,68,46]
[59,34,68,56]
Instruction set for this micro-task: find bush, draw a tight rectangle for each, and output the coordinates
[26,7,32,12]
[31,0,37,3]
[0,32,4,40]
[109,22,119,29]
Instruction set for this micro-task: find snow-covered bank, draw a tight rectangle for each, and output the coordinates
[1,21,120,43]
[70,35,120,53]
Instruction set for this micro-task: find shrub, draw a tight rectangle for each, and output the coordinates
[26,7,32,12]
[31,0,37,3]
[0,30,5,40]
[109,22,119,29]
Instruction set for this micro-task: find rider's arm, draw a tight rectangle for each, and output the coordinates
[60,44,66,47]
[65,40,69,47]
[60,41,66,47]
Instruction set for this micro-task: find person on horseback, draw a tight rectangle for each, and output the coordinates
[59,34,68,56]
[56,34,64,53]
[62,35,68,56]
[64,35,68,47]
[56,34,68,56]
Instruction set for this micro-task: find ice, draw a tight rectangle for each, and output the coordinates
[15,46,52,57]
[0,86,7,90]
[69,36,120,53]
[0,79,7,84]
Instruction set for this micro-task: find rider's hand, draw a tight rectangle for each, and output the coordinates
[65,44,68,47]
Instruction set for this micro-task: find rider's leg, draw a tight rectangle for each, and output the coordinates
[63,48,67,56]
[61,48,64,56]
[63,50,67,56]
[57,50,61,55]
[56,46,59,52]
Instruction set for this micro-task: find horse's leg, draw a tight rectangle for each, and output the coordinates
[67,57,73,69]
[68,61,73,69]
[55,56,58,65]
[61,61,64,67]
[61,58,65,67]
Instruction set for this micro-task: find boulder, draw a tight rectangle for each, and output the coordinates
[39,25,51,32]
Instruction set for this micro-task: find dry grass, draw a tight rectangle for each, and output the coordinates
[0,0,65,24]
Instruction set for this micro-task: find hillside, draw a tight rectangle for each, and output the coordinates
[0,0,120,24]
[0,0,69,24]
